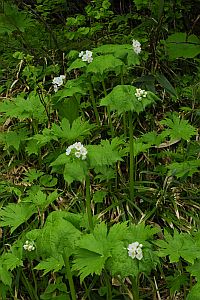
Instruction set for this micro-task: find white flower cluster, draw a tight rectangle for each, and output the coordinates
[132,39,141,54]
[127,242,143,260]
[79,50,93,63]
[52,75,65,92]
[135,88,147,101]
[23,240,35,252]
[66,142,87,160]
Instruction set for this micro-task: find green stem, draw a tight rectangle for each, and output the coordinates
[88,81,100,126]
[123,113,127,137]
[120,68,127,136]
[31,263,38,297]
[129,111,135,202]
[131,276,139,300]
[86,174,94,231]
[104,270,112,300]
[63,251,76,300]
[102,79,114,137]
[21,269,39,300]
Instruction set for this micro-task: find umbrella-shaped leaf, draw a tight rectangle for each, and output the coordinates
[87,54,124,75]
[94,44,140,66]
[100,85,158,114]
[165,32,200,59]
[67,59,87,72]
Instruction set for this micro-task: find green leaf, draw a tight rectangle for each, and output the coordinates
[107,222,129,242]
[0,265,12,287]
[63,160,88,184]
[26,139,41,155]
[67,59,87,72]
[155,73,178,98]
[155,230,200,263]
[106,241,139,278]
[0,3,34,34]
[140,131,166,146]
[186,283,200,300]
[87,138,123,168]
[35,256,64,275]
[166,274,188,296]
[187,260,200,281]
[55,98,79,125]
[128,140,151,157]
[132,0,149,9]
[87,54,124,75]
[2,253,23,271]
[93,191,107,203]
[23,168,44,183]
[40,277,68,299]
[30,211,82,258]
[100,85,158,114]
[23,190,58,209]
[160,113,197,141]
[127,223,160,242]
[39,175,57,187]
[73,223,111,282]
[51,117,94,141]
[167,160,200,178]
[0,203,36,233]
[94,44,140,66]
[0,129,28,152]
[165,32,200,59]
[0,92,47,122]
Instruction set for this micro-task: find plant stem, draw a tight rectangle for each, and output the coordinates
[102,79,114,137]
[120,68,127,137]
[128,111,135,202]
[63,251,76,300]
[88,81,100,126]
[21,269,39,300]
[86,174,94,231]
[104,270,112,300]
[131,276,139,300]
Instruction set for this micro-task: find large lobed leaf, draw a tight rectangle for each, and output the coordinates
[0,203,36,233]
[100,85,158,114]
[94,44,140,66]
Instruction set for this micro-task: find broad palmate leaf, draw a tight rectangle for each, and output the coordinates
[35,256,64,275]
[51,117,94,141]
[87,138,123,168]
[155,230,200,263]
[160,113,197,141]
[0,203,36,233]
[100,85,158,114]
[27,211,82,259]
[87,54,124,75]
[94,44,140,66]
[167,160,200,178]
[73,222,130,282]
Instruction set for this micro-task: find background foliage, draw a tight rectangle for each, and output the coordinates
[0,0,200,299]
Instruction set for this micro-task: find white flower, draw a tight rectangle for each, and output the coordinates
[127,242,143,260]
[80,50,93,63]
[53,84,58,92]
[52,75,65,92]
[135,247,143,260]
[132,39,141,54]
[74,142,83,151]
[135,88,147,100]
[79,147,87,156]
[79,51,84,57]
[23,240,35,252]
[75,151,81,158]
[66,142,87,160]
